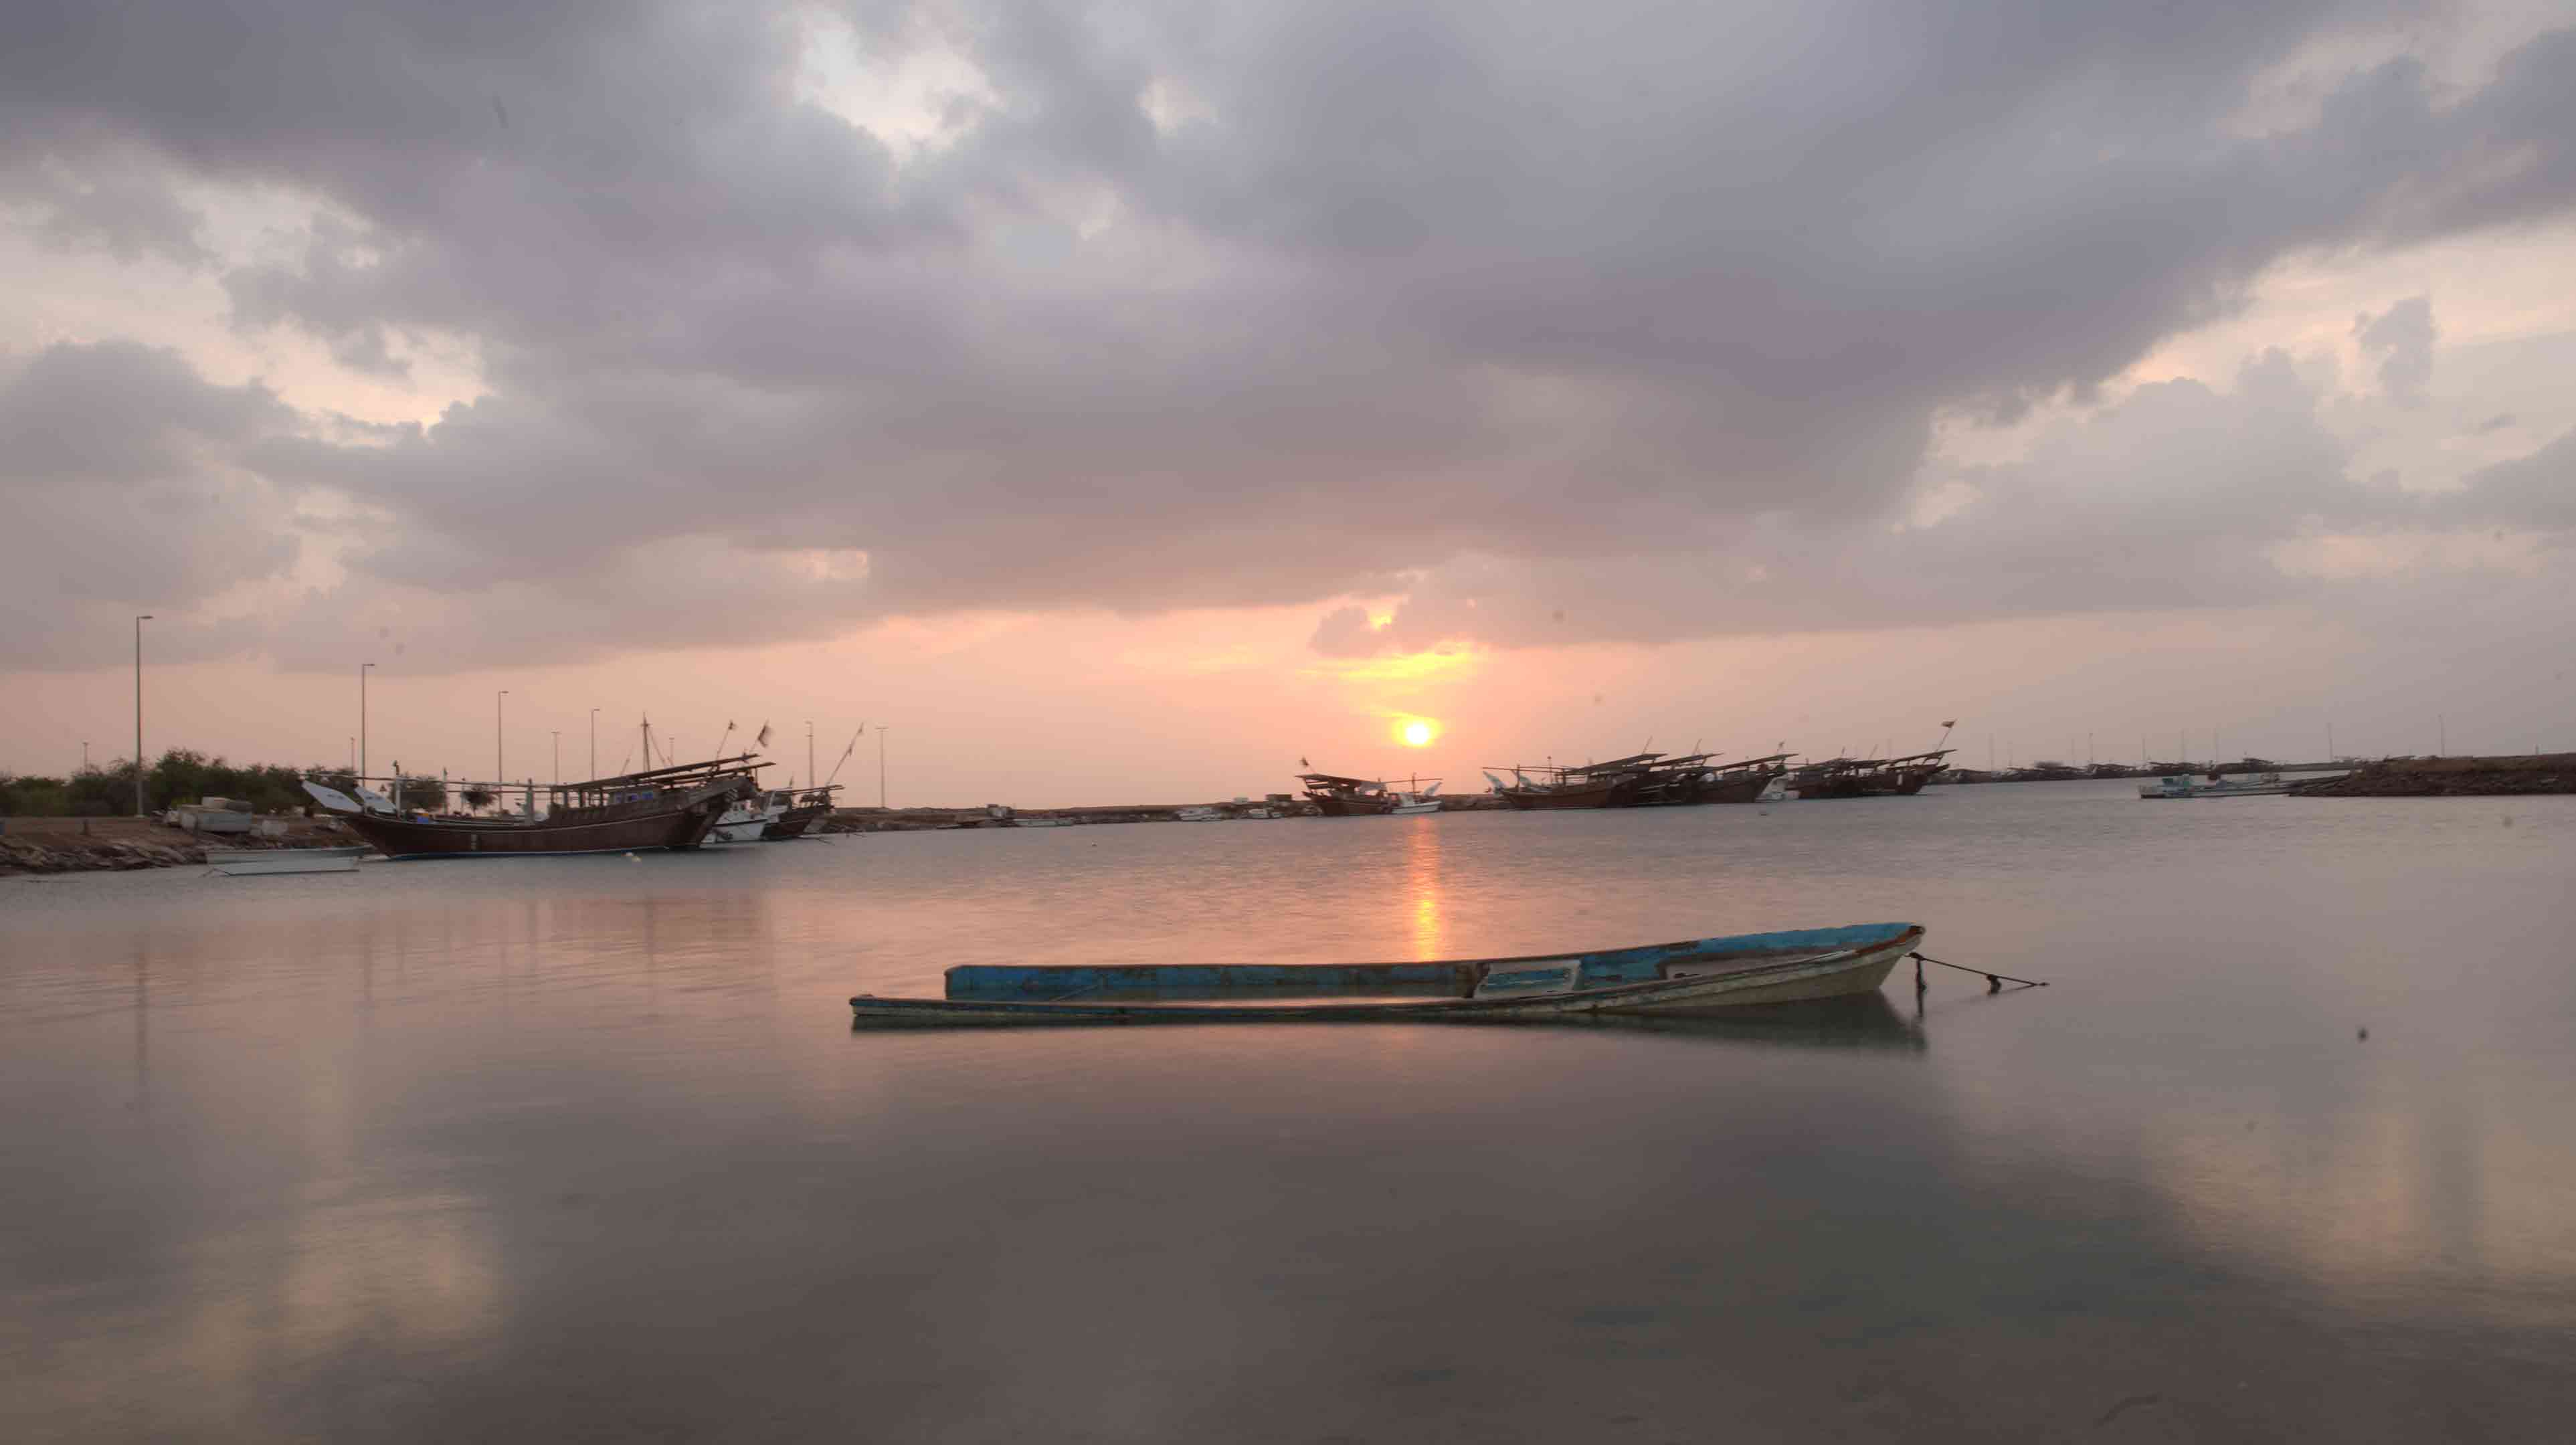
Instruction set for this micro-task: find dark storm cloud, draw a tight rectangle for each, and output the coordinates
[7,3,2576,668]
[0,343,301,666]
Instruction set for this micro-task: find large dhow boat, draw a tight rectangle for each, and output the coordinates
[1483,751,1795,809]
[1786,749,1954,799]
[1297,772,1400,815]
[850,923,1926,1026]
[304,755,762,860]
[1483,754,1659,809]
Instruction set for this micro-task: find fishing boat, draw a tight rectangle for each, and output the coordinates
[304,755,760,860]
[763,786,842,839]
[849,923,1924,1027]
[1691,754,1798,803]
[1390,787,1443,815]
[2137,771,2290,799]
[1297,772,1398,815]
[1483,755,1659,809]
[1788,749,1953,799]
[203,845,370,876]
[709,790,790,844]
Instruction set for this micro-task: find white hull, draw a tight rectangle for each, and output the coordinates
[1389,800,1441,815]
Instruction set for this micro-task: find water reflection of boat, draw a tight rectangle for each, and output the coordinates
[851,923,1925,1027]
[1575,991,1925,1050]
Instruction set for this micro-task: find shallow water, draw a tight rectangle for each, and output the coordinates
[5,781,2573,1441]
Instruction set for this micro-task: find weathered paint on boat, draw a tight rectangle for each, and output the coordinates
[856,924,1924,1027]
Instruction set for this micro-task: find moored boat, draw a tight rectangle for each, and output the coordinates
[306,756,760,860]
[763,786,842,838]
[1484,755,1658,809]
[2138,771,2290,799]
[1788,749,1953,799]
[852,923,1925,1027]
[1298,772,1398,815]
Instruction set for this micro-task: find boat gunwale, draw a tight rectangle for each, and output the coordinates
[943,922,1923,996]
[858,933,1918,1026]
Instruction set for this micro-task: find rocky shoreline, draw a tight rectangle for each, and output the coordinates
[0,819,360,877]
[2288,753,2576,797]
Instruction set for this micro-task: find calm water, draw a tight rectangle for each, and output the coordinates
[5,782,2573,1442]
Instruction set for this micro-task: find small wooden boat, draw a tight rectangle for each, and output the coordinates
[204,845,370,876]
[850,923,1924,1027]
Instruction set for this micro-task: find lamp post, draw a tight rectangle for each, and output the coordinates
[589,708,600,781]
[496,690,508,794]
[360,662,375,786]
[133,615,153,815]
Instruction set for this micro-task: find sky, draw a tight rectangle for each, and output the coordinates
[5,1,2574,806]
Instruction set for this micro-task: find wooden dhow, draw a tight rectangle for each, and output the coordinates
[304,755,761,860]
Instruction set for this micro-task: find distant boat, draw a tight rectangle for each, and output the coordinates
[852,923,1926,1027]
[1297,772,1398,815]
[1175,805,1226,822]
[709,790,790,843]
[204,845,369,876]
[1388,778,1445,815]
[308,755,759,859]
[1485,757,1654,809]
[1788,750,1953,799]
[763,786,842,839]
[2138,771,2290,799]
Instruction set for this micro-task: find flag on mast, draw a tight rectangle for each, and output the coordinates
[755,722,772,748]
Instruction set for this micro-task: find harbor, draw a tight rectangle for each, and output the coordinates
[10,779,2574,1441]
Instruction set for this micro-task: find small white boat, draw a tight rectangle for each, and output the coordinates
[1386,780,1444,815]
[2138,772,2290,799]
[709,792,790,842]
[204,846,370,876]
[1174,805,1225,822]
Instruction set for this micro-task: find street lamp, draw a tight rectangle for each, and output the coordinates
[496,690,508,797]
[133,615,153,815]
[360,662,375,787]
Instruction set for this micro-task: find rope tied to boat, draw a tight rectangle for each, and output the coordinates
[1910,951,2047,993]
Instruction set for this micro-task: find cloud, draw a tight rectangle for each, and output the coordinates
[0,342,303,666]
[5,3,2576,670]
[2353,296,2435,405]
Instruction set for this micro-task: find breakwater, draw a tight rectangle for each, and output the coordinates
[2289,753,2576,797]
[0,816,357,875]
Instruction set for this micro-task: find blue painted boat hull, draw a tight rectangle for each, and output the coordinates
[852,924,1926,1027]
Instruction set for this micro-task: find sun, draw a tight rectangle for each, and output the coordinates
[1400,718,1437,748]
